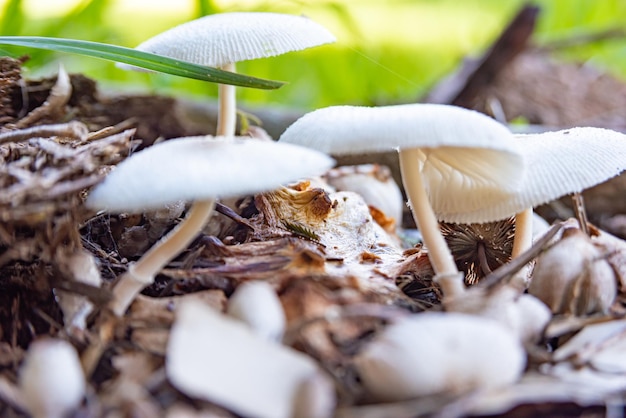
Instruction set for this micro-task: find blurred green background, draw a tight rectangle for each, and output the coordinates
[1,0,626,110]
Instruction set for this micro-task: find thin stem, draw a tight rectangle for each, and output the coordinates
[511,208,533,258]
[510,207,534,289]
[398,148,464,298]
[216,62,237,137]
[109,199,216,316]
[571,192,590,236]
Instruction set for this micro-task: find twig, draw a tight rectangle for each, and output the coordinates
[0,121,88,145]
[16,65,72,128]
[214,201,255,230]
[571,192,590,236]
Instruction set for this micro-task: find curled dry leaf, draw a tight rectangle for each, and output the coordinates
[353,312,526,402]
[260,182,400,262]
[261,182,334,227]
[529,228,617,316]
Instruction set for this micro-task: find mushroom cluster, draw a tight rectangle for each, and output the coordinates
[281,109,626,295]
[94,11,337,316]
[441,127,626,257]
[279,103,525,297]
[47,10,626,417]
[87,136,334,315]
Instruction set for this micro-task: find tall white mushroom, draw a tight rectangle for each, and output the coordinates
[122,12,335,136]
[279,104,524,297]
[87,136,334,316]
[438,127,626,261]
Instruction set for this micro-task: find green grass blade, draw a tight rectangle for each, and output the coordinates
[0,36,285,90]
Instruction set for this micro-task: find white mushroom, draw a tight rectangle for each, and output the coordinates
[87,136,334,316]
[279,104,523,297]
[353,312,526,402]
[19,339,85,418]
[226,281,286,342]
[122,12,335,136]
[438,127,626,261]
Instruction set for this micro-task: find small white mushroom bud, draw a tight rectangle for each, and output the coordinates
[353,312,526,402]
[226,281,286,342]
[529,228,617,316]
[19,339,85,418]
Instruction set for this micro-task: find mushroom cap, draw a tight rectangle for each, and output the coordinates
[439,127,626,223]
[86,136,335,213]
[125,12,335,68]
[279,103,524,215]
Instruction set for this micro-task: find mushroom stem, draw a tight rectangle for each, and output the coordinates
[511,208,533,258]
[216,62,237,137]
[109,199,216,316]
[398,149,465,298]
[509,207,534,289]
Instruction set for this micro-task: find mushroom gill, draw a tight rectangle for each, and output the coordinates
[440,217,515,285]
